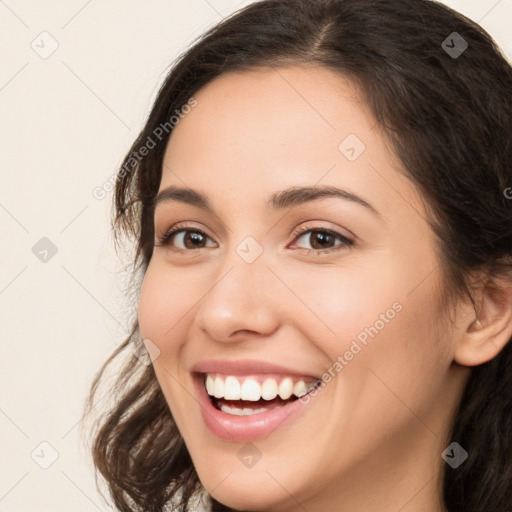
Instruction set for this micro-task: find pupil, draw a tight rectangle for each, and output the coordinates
[312,231,332,249]
[187,232,204,248]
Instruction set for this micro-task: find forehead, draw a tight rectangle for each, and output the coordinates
[160,65,423,222]
[165,66,373,163]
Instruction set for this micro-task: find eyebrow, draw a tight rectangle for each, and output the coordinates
[152,185,380,217]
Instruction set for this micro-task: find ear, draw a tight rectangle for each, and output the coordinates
[454,273,512,367]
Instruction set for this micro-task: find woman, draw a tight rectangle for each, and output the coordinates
[85,0,512,510]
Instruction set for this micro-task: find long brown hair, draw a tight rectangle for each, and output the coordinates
[84,0,512,510]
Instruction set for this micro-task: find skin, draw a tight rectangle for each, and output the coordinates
[137,66,512,512]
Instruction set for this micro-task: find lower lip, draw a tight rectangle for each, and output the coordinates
[192,375,314,442]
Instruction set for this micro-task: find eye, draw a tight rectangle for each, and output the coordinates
[289,224,354,254]
[155,222,354,255]
[155,224,217,250]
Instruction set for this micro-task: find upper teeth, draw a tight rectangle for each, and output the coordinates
[205,374,316,401]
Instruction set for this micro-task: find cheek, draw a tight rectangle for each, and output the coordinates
[281,261,404,358]
[138,260,196,349]
[137,261,199,423]
[285,257,448,412]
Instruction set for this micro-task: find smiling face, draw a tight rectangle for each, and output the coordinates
[138,66,471,512]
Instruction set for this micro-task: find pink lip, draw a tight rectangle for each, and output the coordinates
[192,359,320,379]
[192,373,315,442]
[191,359,320,443]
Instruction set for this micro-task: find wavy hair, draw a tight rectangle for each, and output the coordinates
[84,0,512,510]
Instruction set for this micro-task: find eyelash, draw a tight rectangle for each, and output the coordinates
[155,222,354,255]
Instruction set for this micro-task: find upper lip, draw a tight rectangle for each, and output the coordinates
[192,359,320,379]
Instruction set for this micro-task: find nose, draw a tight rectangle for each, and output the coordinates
[194,249,282,343]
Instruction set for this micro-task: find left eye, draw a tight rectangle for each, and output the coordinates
[291,228,354,253]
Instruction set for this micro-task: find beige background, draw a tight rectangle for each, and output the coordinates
[0,1,510,510]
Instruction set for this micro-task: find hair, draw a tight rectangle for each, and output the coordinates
[84,0,512,510]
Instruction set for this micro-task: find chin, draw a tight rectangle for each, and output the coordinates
[209,483,290,512]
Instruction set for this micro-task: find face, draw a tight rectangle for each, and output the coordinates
[138,66,468,511]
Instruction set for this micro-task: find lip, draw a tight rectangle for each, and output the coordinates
[192,359,320,379]
[191,360,320,442]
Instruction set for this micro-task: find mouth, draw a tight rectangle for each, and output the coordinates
[204,373,319,416]
[190,362,322,442]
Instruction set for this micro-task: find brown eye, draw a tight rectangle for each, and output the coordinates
[291,227,354,254]
[156,227,216,250]
[307,231,337,250]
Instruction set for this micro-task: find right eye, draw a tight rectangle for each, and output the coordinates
[155,225,217,251]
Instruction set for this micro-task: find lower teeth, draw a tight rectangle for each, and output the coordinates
[214,398,292,416]
[220,403,270,416]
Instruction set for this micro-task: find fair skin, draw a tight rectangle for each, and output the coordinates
[138,66,512,512]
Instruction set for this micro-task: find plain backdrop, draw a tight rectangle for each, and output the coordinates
[0,1,511,510]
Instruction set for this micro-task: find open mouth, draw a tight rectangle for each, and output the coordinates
[203,373,319,416]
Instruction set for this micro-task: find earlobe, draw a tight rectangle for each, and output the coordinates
[453,277,512,367]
